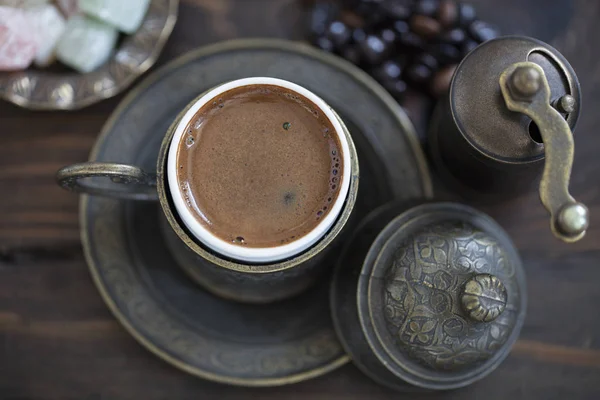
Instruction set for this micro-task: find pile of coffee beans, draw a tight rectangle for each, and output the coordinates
[308,0,499,100]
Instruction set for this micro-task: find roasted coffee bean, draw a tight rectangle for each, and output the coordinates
[359,34,390,64]
[432,43,461,64]
[393,19,410,35]
[398,31,426,51]
[437,0,458,28]
[415,52,439,71]
[340,10,365,29]
[352,28,368,43]
[461,39,479,56]
[380,0,412,20]
[406,62,433,84]
[414,0,440,17]
[309,1,340,37]
[326,20,352,47]
[341,44,362,64]
[372,59,404,81]
[381,78,408,99]
[308,0,497,102]
[315,36,335,52]
[411,15,442,38]
[381,28,397,43]
[440,27,466,45]
[469,20,499,42]
[368,12,390,27]
[430,64,457,96]
[355,1,388,27]
[458,2,476,27]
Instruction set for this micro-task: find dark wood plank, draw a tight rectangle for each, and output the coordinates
[1,254,600,399]
[1,0,599,399]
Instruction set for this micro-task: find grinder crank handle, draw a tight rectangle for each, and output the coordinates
[499,61,589,242]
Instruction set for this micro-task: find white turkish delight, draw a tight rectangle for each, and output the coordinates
[56,15,117,73]
[0,6,37,70]
[27,4,66,67]
[78,0,151,34]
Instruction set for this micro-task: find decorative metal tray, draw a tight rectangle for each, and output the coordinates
[0,0,177,110]
[81,39,432,386]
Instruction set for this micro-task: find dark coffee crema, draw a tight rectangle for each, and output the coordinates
[176,84,343,248]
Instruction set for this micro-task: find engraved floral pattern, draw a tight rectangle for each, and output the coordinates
[382,222,521,371]
[87,196,345,383]
[407,318,437,344]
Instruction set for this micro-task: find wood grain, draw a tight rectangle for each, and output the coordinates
[1,0,599,399]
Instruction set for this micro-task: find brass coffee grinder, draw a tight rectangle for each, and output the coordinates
[429,36,589,242]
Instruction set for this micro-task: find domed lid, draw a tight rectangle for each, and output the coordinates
[451,36,580,163]
[357,203,526,390]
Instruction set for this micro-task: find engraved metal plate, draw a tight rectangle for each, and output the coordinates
[81,39,432,385]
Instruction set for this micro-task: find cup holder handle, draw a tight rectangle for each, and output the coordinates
[56,162,158,201]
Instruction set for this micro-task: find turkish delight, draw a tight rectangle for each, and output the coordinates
[55,15,117,73]
[0,6,37,70]
[27,4,66,67]
[79,0,151,34]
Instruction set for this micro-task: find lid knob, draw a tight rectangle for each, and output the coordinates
[461,274,507,323]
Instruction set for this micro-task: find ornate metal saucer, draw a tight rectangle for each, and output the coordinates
[0,0,178,110]
[81,38,432,386]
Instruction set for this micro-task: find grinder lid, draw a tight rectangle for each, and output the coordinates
[357,203,527,390]
[450,35,580,163]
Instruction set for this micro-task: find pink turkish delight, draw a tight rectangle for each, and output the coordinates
[28,4,66,67]
[0,7,37,71]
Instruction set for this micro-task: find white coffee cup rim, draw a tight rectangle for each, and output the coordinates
[167,77,352,263]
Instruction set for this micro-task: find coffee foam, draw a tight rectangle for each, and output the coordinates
[175,84,344,248]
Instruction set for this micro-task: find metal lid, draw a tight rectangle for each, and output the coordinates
[357,203,526,390]
[450,36,580,163]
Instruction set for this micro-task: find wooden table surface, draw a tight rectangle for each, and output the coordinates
[1,0,599,399]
